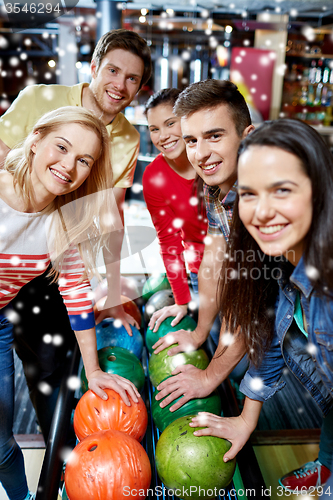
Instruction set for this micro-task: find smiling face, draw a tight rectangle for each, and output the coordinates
[181,104,253,195]
[147,104,186,160]
[30,123,101,210]
[238,145,313,266]
[89,48,144,124]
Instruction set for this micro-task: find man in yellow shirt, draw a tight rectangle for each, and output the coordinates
[0,28,151,441]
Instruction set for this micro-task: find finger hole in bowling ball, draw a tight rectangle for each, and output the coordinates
[107,355,117,362]
[88,445,97,452]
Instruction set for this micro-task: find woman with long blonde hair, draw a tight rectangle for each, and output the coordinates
[0,106,140,500]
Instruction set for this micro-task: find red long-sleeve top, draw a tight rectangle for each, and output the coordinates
[142,154,207,304]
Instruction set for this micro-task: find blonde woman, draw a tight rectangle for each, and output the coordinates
[0,106,140,500]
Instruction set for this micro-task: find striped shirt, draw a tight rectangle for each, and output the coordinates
[203,183,237,242]
[0,197,94,331]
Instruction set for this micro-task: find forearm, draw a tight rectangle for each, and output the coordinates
[203,331,247,391]
[241,397,263,433]
[74,328,100,380]
[195,234,226,342]
[103,186,125,308]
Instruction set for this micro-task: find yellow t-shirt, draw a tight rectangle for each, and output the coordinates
[0,83,139,188]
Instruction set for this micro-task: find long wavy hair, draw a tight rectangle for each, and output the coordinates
[218,118,333,366]
[4,106,116,280]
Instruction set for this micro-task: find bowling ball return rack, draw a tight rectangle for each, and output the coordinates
[36,328,269,500]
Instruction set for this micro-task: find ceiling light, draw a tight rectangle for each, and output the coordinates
[225,25,233,33]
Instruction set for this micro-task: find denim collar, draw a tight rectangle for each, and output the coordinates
[288,256,314,298]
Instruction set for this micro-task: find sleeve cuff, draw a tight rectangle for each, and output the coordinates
[68,311,95,331]
[239,372,286,402]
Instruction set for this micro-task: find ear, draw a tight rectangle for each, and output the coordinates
[30,131,40,154]
[242,124,255,139]
[91,59,98,79]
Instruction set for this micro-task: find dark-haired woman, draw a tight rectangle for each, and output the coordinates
[190,118,333,493]
[142,89,215,337]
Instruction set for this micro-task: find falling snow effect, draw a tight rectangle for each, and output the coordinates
[305,265,320,280]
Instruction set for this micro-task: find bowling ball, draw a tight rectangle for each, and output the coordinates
[142,274,171,302]
[155,416,236,499]
[143,289,175,324]
[74,388,148,442]
[151,387,221,432]
[121,295,142,326]
[65,429,151,500]
[148,345,209,388]
[145,315,197,354]
[96,318,143,359]
[81,346,145,393]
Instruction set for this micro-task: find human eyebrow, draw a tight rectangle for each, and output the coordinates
[204,127,226,136]
[56,136,72,147]
[55,137,94,161]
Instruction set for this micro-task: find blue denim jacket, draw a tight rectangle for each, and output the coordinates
[240,257,333,415]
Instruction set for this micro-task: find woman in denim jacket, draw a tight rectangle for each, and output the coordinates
[190,118,333,494]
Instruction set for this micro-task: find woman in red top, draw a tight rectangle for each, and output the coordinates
[142,88,209,333]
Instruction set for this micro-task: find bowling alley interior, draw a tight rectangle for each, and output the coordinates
[0,0,332,499]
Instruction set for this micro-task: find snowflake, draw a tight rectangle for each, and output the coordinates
[250,377,263,391]
[32,306,40,314]
[38,381,53,395]
[114,319,122,328]
[305,265,319,280]
[67,376,81,390]
[189,196,198,206]
[307,342,317,356]
[10,255,20,266]
[43,334,52,344]
[53,334,64,346]
[220,332,234,346]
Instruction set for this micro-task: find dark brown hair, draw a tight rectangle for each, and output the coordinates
[91,28,152,88]
[218,118,333,366]
[173,79,252,137]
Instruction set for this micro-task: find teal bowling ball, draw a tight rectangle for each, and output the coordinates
[96,318,143,359]
[142,274,171,302]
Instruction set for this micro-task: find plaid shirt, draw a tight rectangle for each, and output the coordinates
[203,183,237,242]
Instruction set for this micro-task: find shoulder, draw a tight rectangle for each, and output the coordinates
[142,154,166,183]
[110,113,140,140]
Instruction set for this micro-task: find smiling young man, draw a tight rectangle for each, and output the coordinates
[152,79,254,410]
[0,28,151,441]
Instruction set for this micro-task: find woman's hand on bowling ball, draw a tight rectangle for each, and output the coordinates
[189,413,252,462]
[88,369,141,406]
[153,328,202,355]
[95,304,139,335]
[149,304,188,332]
[155,364,212,411]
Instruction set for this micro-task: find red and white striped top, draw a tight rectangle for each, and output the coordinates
[0,197,95,331]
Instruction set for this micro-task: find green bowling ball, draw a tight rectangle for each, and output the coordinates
[155,416,236,499]
[81,346,145,393]
[145,315,197,354]
[151,386,221,432]
[148,345,209,388]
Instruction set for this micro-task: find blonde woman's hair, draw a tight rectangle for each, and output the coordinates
[4,106,118,280]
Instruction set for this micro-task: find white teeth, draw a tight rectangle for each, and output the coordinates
[163,141,177,150]
[107,91,122,100]
[201,163,219,171]
[259,224,285,234]
[50,169,70,182]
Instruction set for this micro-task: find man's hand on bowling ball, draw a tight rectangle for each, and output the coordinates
[189,413,252,462]
[148,303,188,332]
[153,328,202,355]
[155,364,212,411]
[88,369,140,406]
